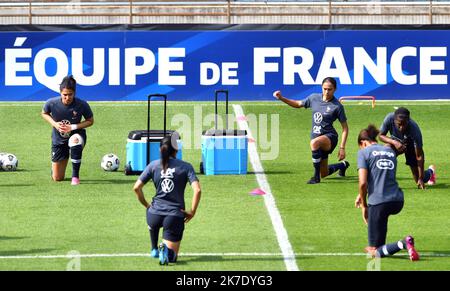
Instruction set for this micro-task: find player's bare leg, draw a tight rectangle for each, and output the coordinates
[52,159,68,181]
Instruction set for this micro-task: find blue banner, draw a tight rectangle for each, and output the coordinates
[1,30,449,101]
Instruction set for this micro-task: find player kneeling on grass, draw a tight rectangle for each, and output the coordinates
[355,125,419,261]
[273,77,350,184]
[379,107,436,189]
[41,75,94,186]
[133,135,201,265]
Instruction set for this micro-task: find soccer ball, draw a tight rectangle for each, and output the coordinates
[1,153,18,171]
[101,154,120,171]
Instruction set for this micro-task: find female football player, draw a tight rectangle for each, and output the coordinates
[41,75,94,185]
[273,77,350,184]
[133,135,201,265]
[379,107,436,189]
[355,124,419,260]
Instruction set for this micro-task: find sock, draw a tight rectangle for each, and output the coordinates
[70,144,83,178]
[376,241,405,258]
[149,228,159,250]
[328,162,346,176]
[312,150,322,180]
[168,247,177,263]
[423,168,433,183]
[72,162,81,178]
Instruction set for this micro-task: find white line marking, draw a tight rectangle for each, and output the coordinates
[233,104,299,271]
[0,252,448,260]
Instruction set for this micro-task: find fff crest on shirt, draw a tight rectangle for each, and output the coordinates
[72,110,78,120]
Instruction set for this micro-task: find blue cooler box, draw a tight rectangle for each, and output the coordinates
[201,129,247,175]
[125,130,182,175]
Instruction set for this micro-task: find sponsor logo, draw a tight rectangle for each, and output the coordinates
[313,112,323,124]
[376,159,395,170]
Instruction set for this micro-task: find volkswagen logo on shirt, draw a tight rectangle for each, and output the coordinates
[376,159,395,170]
[313,112,323,124]
[161,178,175,193]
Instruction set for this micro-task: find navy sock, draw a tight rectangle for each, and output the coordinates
[312,150,322,180]
[70,144,83,178]
[168,248,177,263]
[149,228,159,250]
[423,168,433,183]
[72,162,81,178]
[328,162,346,176]
[376,240,405,258]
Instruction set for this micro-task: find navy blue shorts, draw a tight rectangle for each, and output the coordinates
[404,143,418,167]
[147,213,185,242]
[321,134,338,160]
[51,134,87,162]
[368,201,404,247]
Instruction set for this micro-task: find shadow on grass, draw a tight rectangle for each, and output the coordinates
[0,248,55,257]
[174,255,311,266]
[248,171,294,175]
[0,184,35,187]
[0,236,29,241]
[80,179,134,185]
[401,183,449,191]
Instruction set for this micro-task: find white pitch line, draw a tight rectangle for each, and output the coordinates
[0,252,448,260]
[233,104,299,272]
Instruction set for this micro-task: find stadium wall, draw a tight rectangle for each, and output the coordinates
[0,24,449,101]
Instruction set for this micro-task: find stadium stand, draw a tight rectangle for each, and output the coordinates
[0,1,449,25]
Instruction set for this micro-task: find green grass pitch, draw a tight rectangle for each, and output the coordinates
[0,100,449,271]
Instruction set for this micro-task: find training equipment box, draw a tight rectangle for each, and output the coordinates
[125,130,182,175]
[201,129,247,175]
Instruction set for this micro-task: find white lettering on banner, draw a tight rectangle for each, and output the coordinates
[253,46,448,85]
[391,47,417,85]
[5,42,32,86]
[3,37,449,93]
[354,47,387,85]
[254,47,280,85]
[108,48,121,86]
[315,47,352,84]
[72,48,105,86]
[200,62,221,85]
[200,62,239,85]
[158,48,186,85]
[420,47,447,85]
[124,48,155,85]
[283,47,315,85]
[34,48,69,92]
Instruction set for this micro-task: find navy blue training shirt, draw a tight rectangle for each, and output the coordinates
[139,158,199,218]
[357,144,404,206]
[301,93,347,140]
[42,97,93,145]
[380,112,423,148]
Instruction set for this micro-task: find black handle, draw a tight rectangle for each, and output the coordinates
[146,93,167,165]
[215,89,229,130]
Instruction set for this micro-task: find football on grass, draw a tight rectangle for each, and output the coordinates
[101,154,120,171]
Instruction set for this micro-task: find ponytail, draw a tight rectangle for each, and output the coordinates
[358,124,380,145]
[160,135,177,172]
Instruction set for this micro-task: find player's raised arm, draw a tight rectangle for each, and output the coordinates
[272,90,303,108]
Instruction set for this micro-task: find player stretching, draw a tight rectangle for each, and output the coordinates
[356,125,419,261]
[273,77,350,184]
[41,75,94,185]
[133,135,201,265]
[379,107,436,189]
